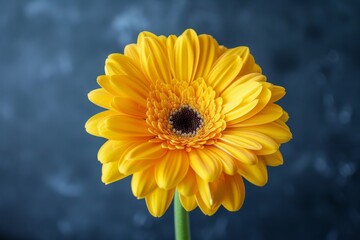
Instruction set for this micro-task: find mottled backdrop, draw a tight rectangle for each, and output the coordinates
[1,0,359,239]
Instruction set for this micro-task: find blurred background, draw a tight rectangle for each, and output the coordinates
[1,0,359,239]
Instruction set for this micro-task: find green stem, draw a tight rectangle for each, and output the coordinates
[174,191,191,240]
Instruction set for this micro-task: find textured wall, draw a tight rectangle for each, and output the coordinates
[1,0,359,239]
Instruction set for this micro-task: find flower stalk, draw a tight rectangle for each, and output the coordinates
[174,191,191,240]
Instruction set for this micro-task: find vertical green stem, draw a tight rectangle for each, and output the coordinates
[174,191,191,240]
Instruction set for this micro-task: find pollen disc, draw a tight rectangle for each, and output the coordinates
[169,105,204,137]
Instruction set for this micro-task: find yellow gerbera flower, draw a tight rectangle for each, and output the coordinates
[85,29,292,217]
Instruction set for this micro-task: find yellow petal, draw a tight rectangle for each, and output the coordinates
[88,89,113,109]
[206,146,238,175]
[145,188,175,217]
[220,133,262,151]
[263,151,284,166]
[187,30,200,81]
[119,157,158,175]
[111,97,146,118]
[224,130,279,155]
[218,45,227,55]
[189,148,223,182]
[230,73,265,86]
[158,35,167,44]
[209,175,225,206]
[125,141,167,161]
[97,140,134,164]
[242,121,292,143]
[269,85,286,103]
[195,175,224,216]
[219,46,248,60]
[207,54,242,94]
[155,150,189,190]
[252,62,262,73]
[177,168,197,196]
[131,167,157,198]
[221,80,263,108]
[215,141,257,165]
[109,75,149,103]
[194,34,221,80]
[120,142,166,174]
[101,161,128,185]
[139,36,171,83]
[98,115,153,140]
[226,87,272,125]
[237,50,262,77]
[124,43,140,64]
[104,53,147,83]
[195,193,220,216]
[222,174,245,211]
[137,31,161,44]
[221,80,263,114]
[166,35,177,77]
[196,175,225,209]
[235,158,268,186]
[232,104,284,127]
[96,75,119,96]
[174,29,199,83]
[281,110,289,122]
[196,175,212,209]
[179,194,197,211]
[217,46,261,80]
[85,110,117,137]
[225,99,259,122]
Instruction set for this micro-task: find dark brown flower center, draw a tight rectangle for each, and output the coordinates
[169,105,203,137]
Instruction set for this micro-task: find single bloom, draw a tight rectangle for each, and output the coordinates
[85,29,292,217]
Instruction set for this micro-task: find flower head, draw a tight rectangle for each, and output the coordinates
[86,29,292,217]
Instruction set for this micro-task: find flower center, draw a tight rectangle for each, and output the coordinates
[146,79,226,151]
[169,105,203,137]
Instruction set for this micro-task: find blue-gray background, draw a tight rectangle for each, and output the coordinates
[1,0,359,239]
